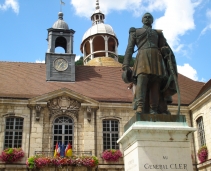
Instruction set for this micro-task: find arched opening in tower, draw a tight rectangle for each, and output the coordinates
[108,37,116,58]
[84,41,91,56]
[55,36,67,53]
[93,36,105,58]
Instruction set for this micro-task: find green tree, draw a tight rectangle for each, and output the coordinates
[118,55,135,67]
[75,57,84,66]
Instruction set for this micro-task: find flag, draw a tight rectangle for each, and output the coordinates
[60,0,65,5]
[54,142,60,157]
[60,144,65,157]
[65,143,72,157]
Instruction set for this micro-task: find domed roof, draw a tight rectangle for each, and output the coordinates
[82,23,117,42]
[52,12,69,30]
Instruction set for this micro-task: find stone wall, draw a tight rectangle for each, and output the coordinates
[190,89,211,170]
[0,99,30,161]
[0,96,199,171]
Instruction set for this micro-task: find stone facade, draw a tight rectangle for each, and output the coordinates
[190,88,211,171]
[0,88,200,171]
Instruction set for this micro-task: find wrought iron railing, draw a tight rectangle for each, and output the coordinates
[34,151,92,156]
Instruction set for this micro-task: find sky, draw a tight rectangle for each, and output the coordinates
[0,0,211,82]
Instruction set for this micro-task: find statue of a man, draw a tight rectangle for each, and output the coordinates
[122,12,178,115]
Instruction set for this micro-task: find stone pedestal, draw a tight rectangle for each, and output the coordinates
[117,121,196,171]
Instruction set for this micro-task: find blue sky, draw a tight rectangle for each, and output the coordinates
[0,0,210,82]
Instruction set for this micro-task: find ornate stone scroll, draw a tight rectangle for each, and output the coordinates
[47,96,81,119]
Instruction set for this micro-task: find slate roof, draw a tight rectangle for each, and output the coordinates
[0,62,205,105]
[195,79,211,100]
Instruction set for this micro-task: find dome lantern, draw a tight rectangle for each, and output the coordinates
[91,0,105,25]
[80,0,120,66]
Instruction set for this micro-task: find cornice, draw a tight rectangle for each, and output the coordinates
[189,89,211,111]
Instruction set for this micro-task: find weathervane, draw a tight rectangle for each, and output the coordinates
[60,0,65,12]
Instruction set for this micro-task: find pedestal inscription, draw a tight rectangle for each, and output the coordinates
[117,122,196,171]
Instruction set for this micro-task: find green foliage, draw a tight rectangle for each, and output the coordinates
[75,57,84,66]
[118,55,135,67]
[6,148,13,154]
[27,156,36,169]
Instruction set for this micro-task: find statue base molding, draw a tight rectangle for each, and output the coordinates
[117,121,196,171]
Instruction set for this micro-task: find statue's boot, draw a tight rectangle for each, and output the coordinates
[135,74,148,115]
[149,78,160,115]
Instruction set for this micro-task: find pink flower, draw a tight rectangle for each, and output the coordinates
[0,148,24,163]
[102,149,122,162]
[198,146,208,163]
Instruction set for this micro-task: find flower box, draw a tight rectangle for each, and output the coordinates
[198,146,208,163]
[0,148,24,163]
[26,155,98,169]
[39,166,92,171]
[101,149,122,162]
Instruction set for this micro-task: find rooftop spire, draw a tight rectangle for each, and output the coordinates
[96,0,100,10]
[91,0,105,25]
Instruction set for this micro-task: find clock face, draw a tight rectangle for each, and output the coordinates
[54,58,68,71]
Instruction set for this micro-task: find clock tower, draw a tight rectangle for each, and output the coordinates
[45,12,76,82]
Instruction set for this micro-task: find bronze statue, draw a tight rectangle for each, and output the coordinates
[122,13,179,115]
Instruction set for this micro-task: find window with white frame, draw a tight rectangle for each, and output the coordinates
[103,120,119,150]
[197,116,206,147]
[53,116,73,149]
[4,117,24,148]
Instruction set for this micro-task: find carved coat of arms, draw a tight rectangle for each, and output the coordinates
[47,96,81,118]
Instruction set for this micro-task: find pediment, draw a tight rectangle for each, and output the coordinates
[28,88,99,105]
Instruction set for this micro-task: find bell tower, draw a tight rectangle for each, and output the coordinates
[45,12,76,82]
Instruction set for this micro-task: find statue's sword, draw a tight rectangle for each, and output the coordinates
[165,51,180,115]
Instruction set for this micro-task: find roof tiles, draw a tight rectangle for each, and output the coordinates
[0,62,205,105]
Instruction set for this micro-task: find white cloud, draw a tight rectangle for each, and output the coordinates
[199,9,211,36]
[75,55,81,61]
[0,0,19,14]
[70,0,201,52]
[36,60,45,63]
[177,63,198,81]
[153,0,198,50]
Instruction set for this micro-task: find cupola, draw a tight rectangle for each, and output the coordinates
[80,0,120,67]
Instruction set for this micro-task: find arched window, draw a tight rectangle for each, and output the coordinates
[103,120,119,150]
[4,117,24,148]
[108,37,116,53]
[55,36,67,52]
[93,36,105,57]
[197,116,206,147]
[53,116,73,149]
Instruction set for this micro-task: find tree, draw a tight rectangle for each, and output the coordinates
[118,55,135,67]
[75,57,83,66]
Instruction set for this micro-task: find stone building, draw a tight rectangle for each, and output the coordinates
[0,1,211,171]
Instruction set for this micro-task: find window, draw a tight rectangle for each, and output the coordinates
[53,116,73,149]
[103,120,119,150]
[197,116,206,147]
[4,117,23,148]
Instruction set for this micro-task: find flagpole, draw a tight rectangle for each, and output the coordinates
[60,1,62,12]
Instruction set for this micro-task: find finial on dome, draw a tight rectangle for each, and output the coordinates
[58,12,63,20]
[96,0,100,10]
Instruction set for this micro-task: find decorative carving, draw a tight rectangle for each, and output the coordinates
[35,105,43,121]
[47,96,81,119]
[86,106,92,122]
